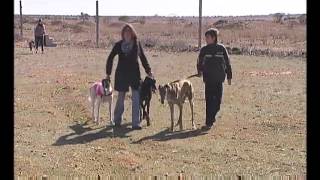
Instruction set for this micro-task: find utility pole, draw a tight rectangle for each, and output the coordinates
[20,0,23,38]
[96,0,99,48]
[198,0,202,49]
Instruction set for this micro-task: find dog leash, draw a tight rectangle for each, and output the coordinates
[186,73,200,79]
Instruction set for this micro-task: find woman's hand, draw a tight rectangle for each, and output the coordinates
[197,72,202,77]
[147,72,154,78]
[227,79,232,85]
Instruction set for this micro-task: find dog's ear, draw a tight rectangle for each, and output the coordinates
[102,78,110,88]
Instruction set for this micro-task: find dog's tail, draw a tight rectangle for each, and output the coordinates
[88,88,93,102]
[170,73,199,83]
[190,83,194,100]
[142,110,146,119]
[88,83,97,102]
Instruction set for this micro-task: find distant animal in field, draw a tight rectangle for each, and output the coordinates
[28,40,35,53]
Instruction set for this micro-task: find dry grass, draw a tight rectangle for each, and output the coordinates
[14,15,305,56]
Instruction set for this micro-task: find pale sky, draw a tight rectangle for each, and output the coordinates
[14,0,306,16]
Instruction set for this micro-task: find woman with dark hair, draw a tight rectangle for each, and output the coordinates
[106,23,153,130]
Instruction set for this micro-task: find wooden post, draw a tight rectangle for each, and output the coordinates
[96,0,99,48]
[19,0,23,38]
[198,0,202,49]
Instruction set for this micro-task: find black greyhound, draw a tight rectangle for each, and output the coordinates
[140,76,157,126]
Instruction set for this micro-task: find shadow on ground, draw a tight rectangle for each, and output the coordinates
[132,127,209,144]
[52,122,133,146]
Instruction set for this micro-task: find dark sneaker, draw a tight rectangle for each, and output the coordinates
[201,125,213,131]
[113,123,121,128]
[132,126,142,130]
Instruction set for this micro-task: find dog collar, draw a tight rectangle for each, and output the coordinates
[104,91,113,96]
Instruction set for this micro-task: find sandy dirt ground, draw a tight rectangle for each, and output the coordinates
[14,46,306,177]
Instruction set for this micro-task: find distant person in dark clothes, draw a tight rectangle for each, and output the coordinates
[106,23,154,130]
[197,28,233,130]
[34,18,46,54]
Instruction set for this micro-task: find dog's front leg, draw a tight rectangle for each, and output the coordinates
[189,99,196,130]
[95,96,102,124]
[146,100,150,126]
[178,104,183,131]
[142,101,148,120]
[109,98,114,126]
[90,88,96,122]
[169,104,174,132]
[91,98,95,122]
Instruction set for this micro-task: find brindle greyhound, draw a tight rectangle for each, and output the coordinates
[158,79,196,132]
